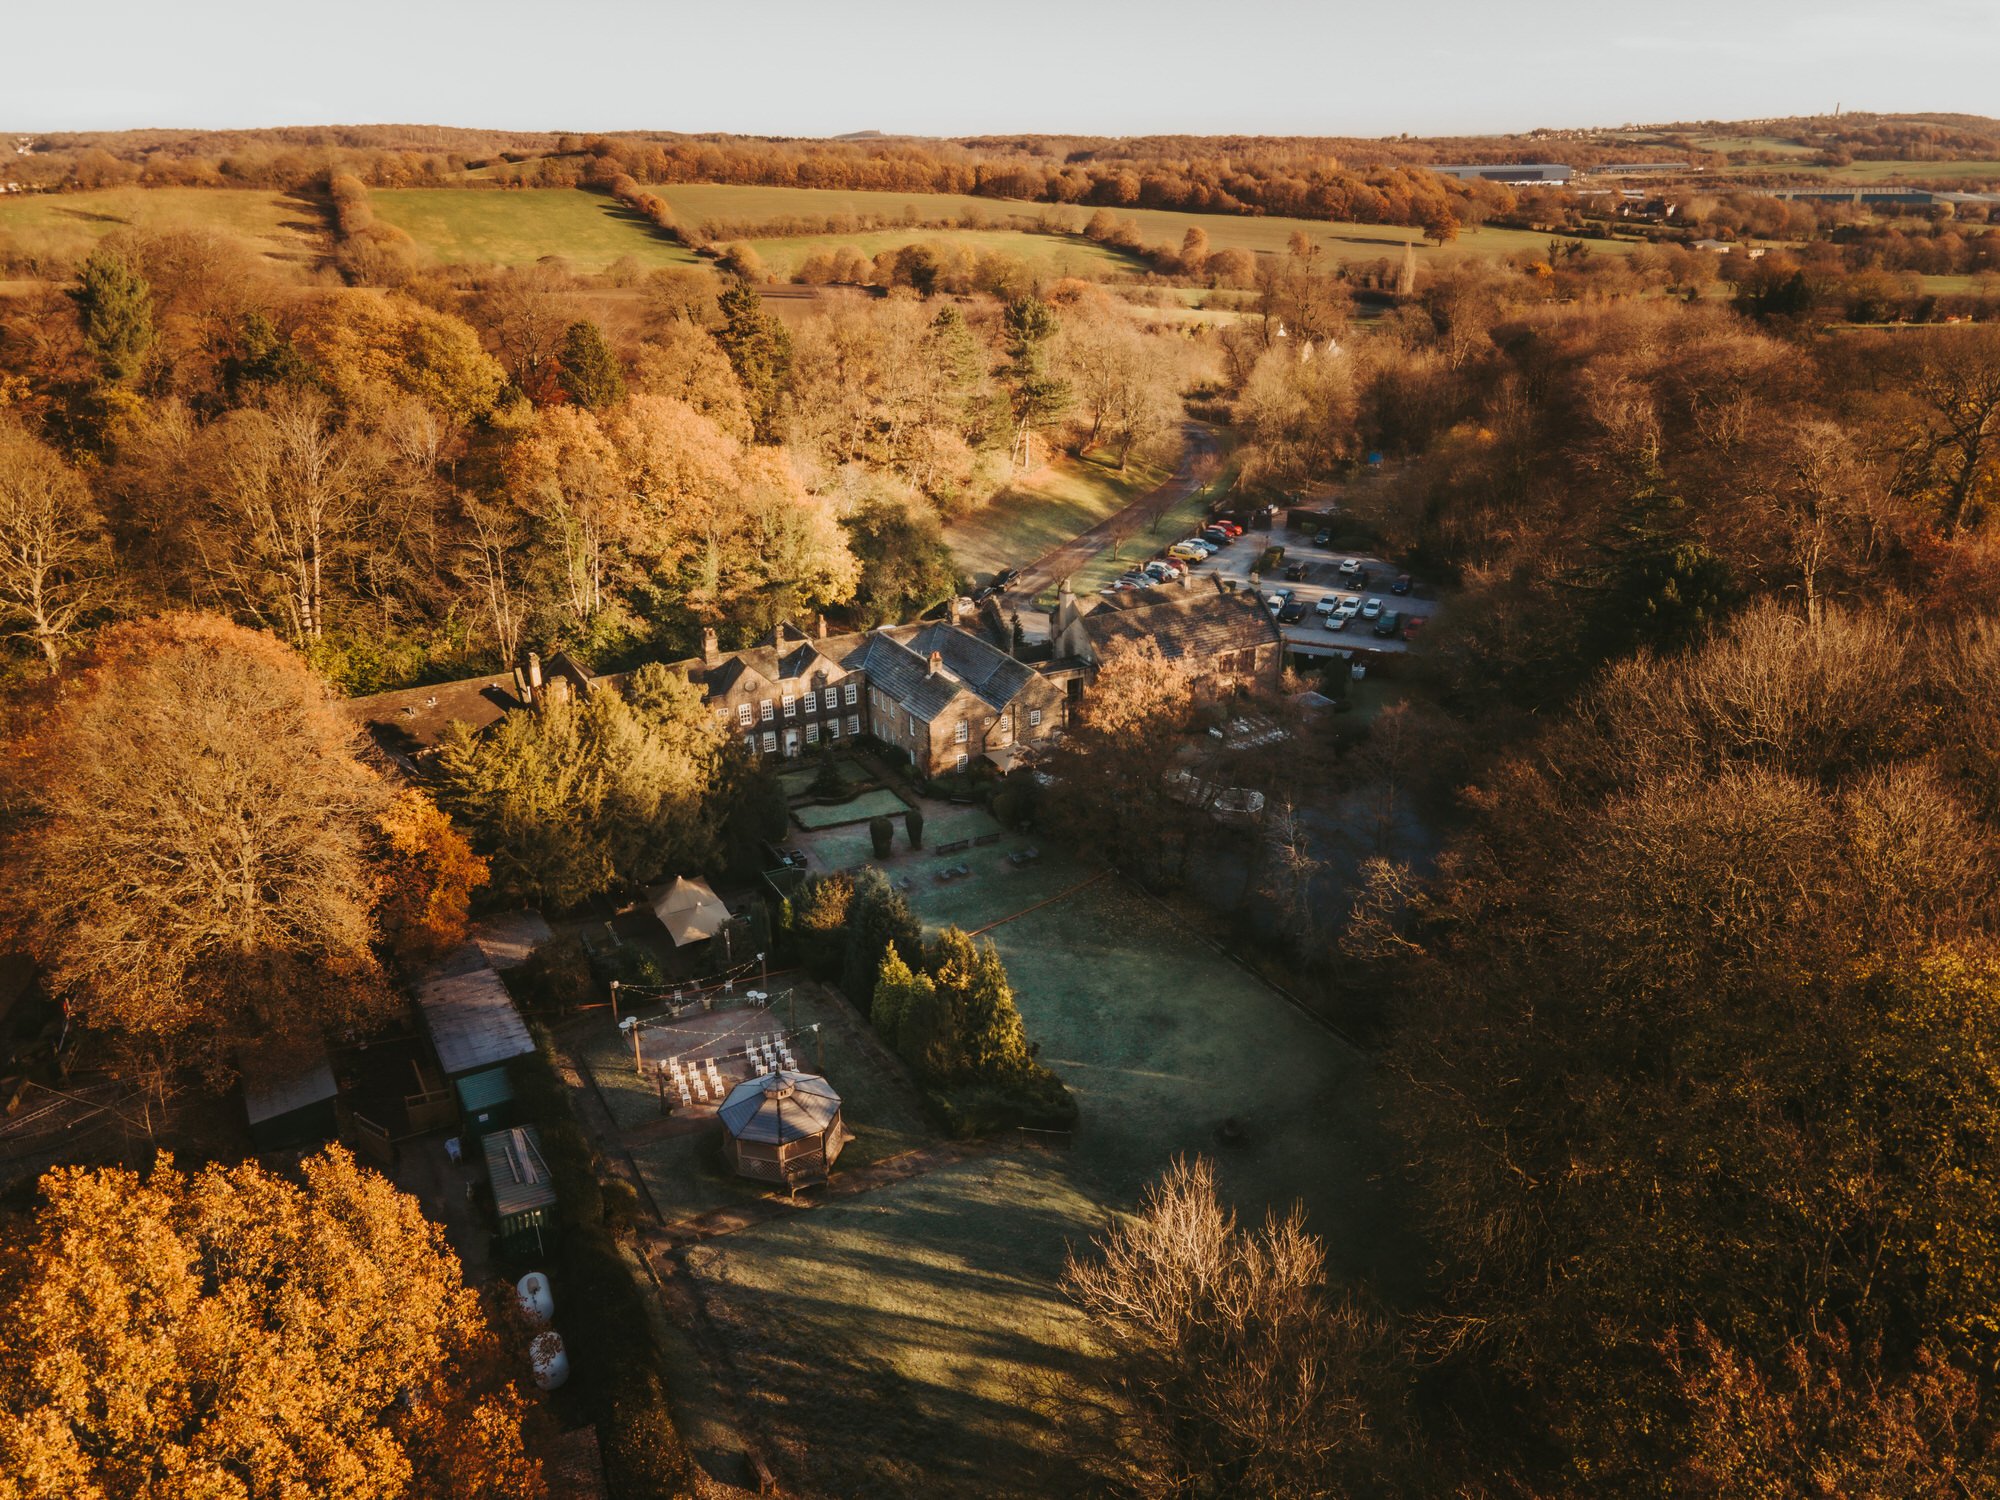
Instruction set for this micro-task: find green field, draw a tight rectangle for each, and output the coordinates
[369,187,700,270]
[742,226,1144,280]
[678,810,1400,1497]
[0,187,320,268]
[653,182,1049,232]
[1694,134,1817,157]
[945,452,1169,582]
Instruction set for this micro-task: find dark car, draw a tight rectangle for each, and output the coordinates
[1372,609,1402,638]
[1392,573,1412,595]
[1278,599,1309,624]
[1283,561,1309,581]
[991,567,1020,591]
[1314,529,1332,546]
[1201,527,1231,547]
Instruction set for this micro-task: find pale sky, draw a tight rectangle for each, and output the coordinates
[8,0,1997,138]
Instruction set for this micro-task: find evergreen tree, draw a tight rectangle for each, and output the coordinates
[68,247,154,381]
[556,318,626,411]
[872,946,936,1063]
[1583,472,1738,663]
[1002,295,1070,469]
[840,868,921,1015]
[714,282,793,441]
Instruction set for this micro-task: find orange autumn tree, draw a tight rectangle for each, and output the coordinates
[1,614,395,1076]
[0,1147,545,1500]
[377,789,490,961]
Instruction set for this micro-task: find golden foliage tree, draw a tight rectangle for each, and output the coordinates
[0,1147,544,1500]
[1,614,394,1065]
[375,789,489,962]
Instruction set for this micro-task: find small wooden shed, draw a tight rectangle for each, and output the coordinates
[482,1125,559,1256]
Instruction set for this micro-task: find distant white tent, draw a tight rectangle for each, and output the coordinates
[650,875,731,947]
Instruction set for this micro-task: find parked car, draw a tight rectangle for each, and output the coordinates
[1185,536,1220,555]
[1168,543,1208,562]
[1264,591,1289,613]
[1337,558,1363,576]
[991,567,1020,590]
[1201,527,1232,547]
[1283,561,1309,581]
[1392,573,1412,595]
[1324,613,1350,631]
[1277,599,1308,624]
[1403,614,1426,640]
[1372,609,1402,638]
[1334,595,1362,619]
[1361,597,1384,620]
[1213,520,1244,537]
[1315,594,1338,616]
[1314,529,1332,546]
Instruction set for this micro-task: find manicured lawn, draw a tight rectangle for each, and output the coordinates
[0,187,320,269]
[794,800,1003,877]
[677,816,1404,1498]
[944,452,1169,582]
[791,786,912,830]
[369,188,700,270]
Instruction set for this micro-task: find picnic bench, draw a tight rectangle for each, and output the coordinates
[972,832,1001,847]
[934,863,974,884]
[935,838,971,855]
[1006,846,1042,867]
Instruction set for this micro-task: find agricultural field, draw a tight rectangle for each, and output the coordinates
[665,797,1402,1498]
[944,451,1170,583]
[739,226,1144,280]
[0,186,322,270]
[367,187,700,270]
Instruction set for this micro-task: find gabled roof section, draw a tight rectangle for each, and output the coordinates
[851,623,1039,721]
[1081,587,1282,668]
[349,676,525,752]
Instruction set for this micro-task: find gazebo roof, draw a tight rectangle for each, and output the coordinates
[649,875,731,947]
[717,1071,842,1145]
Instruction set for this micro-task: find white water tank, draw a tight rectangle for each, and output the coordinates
[531,1330,570,1391]
[515,1272,554,1328]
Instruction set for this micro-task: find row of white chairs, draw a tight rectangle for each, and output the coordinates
[665,1055,723,1108]
[747,1033,796,1073]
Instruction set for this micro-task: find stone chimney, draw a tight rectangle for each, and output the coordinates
[528,652,543,693]
[701,627,721,667]
[815,613,828,640]
[928,650,943,678]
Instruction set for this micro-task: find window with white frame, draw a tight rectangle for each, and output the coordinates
[762,731,777,754]
[806,722,819,744]
[737,703,753,728]
[955,753,969,770]
[954,721,969,744]
[760,699,774,723]
[844,681,859,706]
[907,714,916,737]
[782,692,795,717]
[847,714,860,736]
[803,689,817,712]
[1029,708,1042,727]
[827,718,840,739]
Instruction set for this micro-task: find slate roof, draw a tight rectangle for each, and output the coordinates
[242,1047,338,1128]
[694,622,859,702]
[718,1071,843,1145]
[1082,587,1282,669]
[415,946,537,1078]
[844,623,1040,722]
[349,676,525,752]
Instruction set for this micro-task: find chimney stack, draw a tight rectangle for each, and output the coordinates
[528,652,543,692]
[928,650,943,678]
[815,613,828,640]
[701,627,721,667]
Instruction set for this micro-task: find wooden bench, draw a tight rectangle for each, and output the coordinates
[935,838,971,855]
[972,832,1001,847]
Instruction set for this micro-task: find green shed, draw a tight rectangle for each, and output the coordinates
[482,1126,560,1256]
[456,1066,517,1134]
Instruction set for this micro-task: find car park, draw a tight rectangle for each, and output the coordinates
[1361,597,1383,620]
[1372,609,1401,638]
[1392,574,1412,595]
[1277,599,1308,624]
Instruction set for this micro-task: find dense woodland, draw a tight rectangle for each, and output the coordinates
[7,126,2000,1494]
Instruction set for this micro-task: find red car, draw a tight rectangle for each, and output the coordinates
[1211,520,1243,537]
[1403,614,1426,640]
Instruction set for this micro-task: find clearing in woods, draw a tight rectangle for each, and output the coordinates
[367,187,701,270]
[944,450,1171,586]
